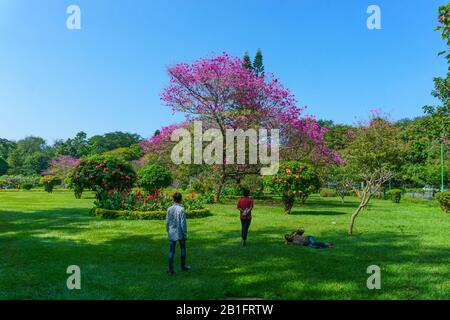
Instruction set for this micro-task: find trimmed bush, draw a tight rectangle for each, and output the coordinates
[91,207,211,220]
[320,188,337,197]
[436,191,450,213]
[21,183,33,191]
[388,189,402,203]
[136,164,172,194]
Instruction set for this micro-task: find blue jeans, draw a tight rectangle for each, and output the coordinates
[305,236,329,249]
[168,240,186,272]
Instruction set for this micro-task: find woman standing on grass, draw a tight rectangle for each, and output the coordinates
[237,189,254,246]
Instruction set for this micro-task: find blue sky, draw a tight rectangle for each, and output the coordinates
[0,0,447,143]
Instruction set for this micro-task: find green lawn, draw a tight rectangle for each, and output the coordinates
[0,191,449,300]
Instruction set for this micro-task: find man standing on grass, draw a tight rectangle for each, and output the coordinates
[166,192,190,275]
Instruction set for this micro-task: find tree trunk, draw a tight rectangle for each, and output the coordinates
[283,193,295,214]
[214,170,226,203]
[348,188,371,235]
[348,204,364,235]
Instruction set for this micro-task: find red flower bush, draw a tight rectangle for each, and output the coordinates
[72,155,136,199]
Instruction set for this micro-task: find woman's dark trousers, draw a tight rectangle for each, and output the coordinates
[240,219,252,241]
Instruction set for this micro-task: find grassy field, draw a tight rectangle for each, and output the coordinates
[0,191,449,300]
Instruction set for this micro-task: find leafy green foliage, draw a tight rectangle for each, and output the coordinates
[242,52,253,70]
[53,132,90,158]
[88,132,142,154]
[436,191,450,213]
[0,138,16,160]
[239,175,264,196]
[0,157,8,176]
[323,124,355,151]
[388,189,402,203]
[191,178,215,194]
[136,165,172,193]
[344,117,406,176]
[103,144,143,161]
[20,183,33,191]
[6,137,51,175]
[253,48,264,75]
[436,3,450,66]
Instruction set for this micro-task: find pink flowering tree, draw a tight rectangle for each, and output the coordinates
[160,52,339,201]
[45,155,80,180]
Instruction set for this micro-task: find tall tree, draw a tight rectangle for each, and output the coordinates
[253,49,264,76]
[161,53,337,201]
[7,136,51,175]
[242,51,253,71]
[88,132,142,154]
[423,4,450,191]
[0,138,16,160]
[0,157,8,176]
[344,116,406,235]
[54,131,89,158]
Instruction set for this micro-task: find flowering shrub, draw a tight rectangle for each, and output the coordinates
[40,175,61,193]
[136,164,172,193]
[72,155,136,199]
[264,161,320,214]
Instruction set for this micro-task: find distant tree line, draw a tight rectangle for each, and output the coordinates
[0,132,143,176]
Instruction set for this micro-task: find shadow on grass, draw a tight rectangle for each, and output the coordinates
[0,207,449,300]
[289,210,348,216]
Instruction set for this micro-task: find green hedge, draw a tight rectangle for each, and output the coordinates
[223,194,275,200]
[91,207,212,220]
[319,188,337,198]
[436,191,450,213]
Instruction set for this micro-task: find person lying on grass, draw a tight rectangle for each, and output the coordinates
[284,228,334,249]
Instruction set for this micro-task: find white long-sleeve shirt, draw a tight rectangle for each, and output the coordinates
[166,203,187,241]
